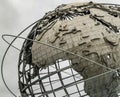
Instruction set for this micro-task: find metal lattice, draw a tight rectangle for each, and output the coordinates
[2,2,120,97]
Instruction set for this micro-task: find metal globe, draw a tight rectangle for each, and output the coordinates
[18,2,120,97]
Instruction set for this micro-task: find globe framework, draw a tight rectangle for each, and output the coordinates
[18,2,120,97]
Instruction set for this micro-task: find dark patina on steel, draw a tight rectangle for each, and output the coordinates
[18,2,120,97]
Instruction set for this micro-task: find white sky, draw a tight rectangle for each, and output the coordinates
[1,0,120,97]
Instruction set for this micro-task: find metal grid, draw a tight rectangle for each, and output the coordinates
[18,41,88,97]
[18,34,120,97]
[18,2,120,97]
[1,2,120,97]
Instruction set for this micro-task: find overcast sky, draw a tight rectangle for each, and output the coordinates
[1,0,120,97]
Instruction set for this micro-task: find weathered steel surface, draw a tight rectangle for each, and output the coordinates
[22,2,120,97]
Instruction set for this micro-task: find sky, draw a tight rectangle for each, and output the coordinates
[1,0,120,97]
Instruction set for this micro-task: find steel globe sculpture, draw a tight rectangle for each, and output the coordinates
[16,2,120,97]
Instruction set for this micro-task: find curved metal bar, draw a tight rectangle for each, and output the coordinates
[1,19,40,97]
[48,66,56,97]
[54,62,69,96]
[2,34,120,90]
[2,36,21,51]
[2,2,120,97]
[2,34,115,71]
